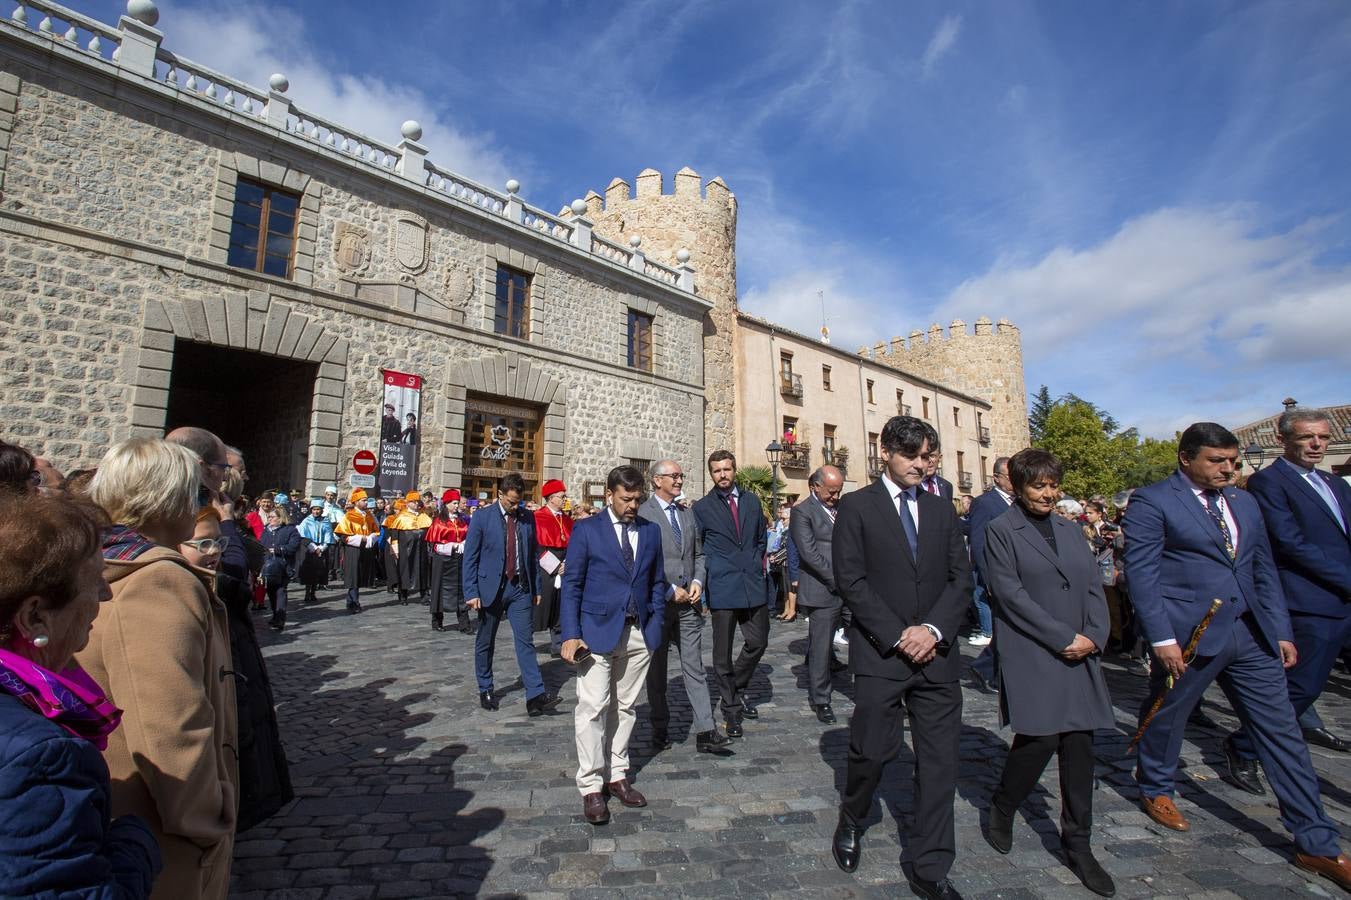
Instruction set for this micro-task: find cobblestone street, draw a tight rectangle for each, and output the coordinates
[229,587,1350,899]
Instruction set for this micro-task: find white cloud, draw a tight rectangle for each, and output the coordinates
[921,15,962,79]
[159,1,515,189]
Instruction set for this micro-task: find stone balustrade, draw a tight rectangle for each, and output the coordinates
[0,0,693,294]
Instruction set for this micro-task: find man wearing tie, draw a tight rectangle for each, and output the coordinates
[463,472,560,717]
[561,465,668,825]
[693,450,771,739]
[1226,409,1351,790]
[791,465,846,723]
[1124,422,1349,891]
[830,416,971,900]
[640,460,731,755]
[920,428,955,501]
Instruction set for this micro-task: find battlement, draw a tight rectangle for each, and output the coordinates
[559,167,737,222]
[857,316,1020,359]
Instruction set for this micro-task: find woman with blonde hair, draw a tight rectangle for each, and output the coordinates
[77,437,238,900]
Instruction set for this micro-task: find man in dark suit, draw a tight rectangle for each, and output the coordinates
[1227,409,1351,784]
[1124,422,1348,891]
[560,465,668,824]
[920,429,955,501]
[463,472,560,717]
[791,464,845,723]
[830,416,972,900]
[640,460,730,754]
[966,457,1013,689]
[693,449,770,739]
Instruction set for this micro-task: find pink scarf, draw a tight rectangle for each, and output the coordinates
[0,647,123,750]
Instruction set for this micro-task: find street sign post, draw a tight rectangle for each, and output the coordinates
[350,473,376,489]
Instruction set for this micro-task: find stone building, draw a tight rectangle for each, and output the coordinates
[0,2,712,499]
[0,2,1031,505]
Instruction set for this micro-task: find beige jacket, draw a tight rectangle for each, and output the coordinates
[77,546,239,900]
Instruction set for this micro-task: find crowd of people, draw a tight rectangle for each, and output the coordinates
[0,404,1346,898]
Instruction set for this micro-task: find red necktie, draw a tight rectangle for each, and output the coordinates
[503,511,516,579]
[925,479,939,495]
[728,493,741,538]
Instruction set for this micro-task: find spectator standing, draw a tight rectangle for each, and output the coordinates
[534,480,573,653]
[334,489,377,614]
[297,499,336,605]
[426,491,471,633]
[260,502,300,631]
[791,465,846,724]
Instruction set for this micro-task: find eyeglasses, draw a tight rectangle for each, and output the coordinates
[657,472,686,480]
[182,537,230,554]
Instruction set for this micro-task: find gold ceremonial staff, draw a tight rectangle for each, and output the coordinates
[1127,598,1225,754]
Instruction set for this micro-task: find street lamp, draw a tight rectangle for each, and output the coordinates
[1244,442,1266,472]
[765,440,783,517]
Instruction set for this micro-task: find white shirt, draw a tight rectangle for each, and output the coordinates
[994,487,1013,506]
[607,508,639,559]
[878,472,941,643]
[1154,476,1242,648]
[657,496,701,594]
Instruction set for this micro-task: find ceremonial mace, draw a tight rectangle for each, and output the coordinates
[1127,598,1224,754]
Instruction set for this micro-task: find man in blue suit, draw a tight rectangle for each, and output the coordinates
[693,449,771,738]
[965,456,1013,691]
[1228,409,1351,779]
[1124,422,1349,891]
[463,472,560,717]
[561,465,668,825]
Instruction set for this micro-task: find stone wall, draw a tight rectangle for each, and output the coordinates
[862,317,1030,463]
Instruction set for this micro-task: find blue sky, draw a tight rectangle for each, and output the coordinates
[78,0,1350,437]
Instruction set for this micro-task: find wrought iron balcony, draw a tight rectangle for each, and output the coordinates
[979,426,991,446]
[867,455,884,478]
[780,373,803,399]
[958,472,974,492]
[781,442,811,469]
[898,402,912,416]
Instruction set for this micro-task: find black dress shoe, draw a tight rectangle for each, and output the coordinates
[651,730,673,750]
[1304,727,1351,752]
[813,704,836,724]
[1222,735,1266,795]
[696,729,733,754]
[985,805,1013,854]
[1066,850,1116,897]
[907,876,963,899]
[741,704,759,719]
[725,719,743,739]
[832,816,862,873]
[526,692,563,717]
[479,690,499,711]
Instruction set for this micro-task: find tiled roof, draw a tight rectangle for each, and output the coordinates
[1232,403,1351,448]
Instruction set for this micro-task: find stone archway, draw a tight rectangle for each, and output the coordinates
[129,288,348,496]
[439,353,566,490]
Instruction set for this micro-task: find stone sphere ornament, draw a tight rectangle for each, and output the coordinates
[126,0,159,26]
[400,120,423,142]
[629,235,642,249]
[676,248,691,264]
[505,179,520,195]
[268,73,289,93]
[570,199,587,216]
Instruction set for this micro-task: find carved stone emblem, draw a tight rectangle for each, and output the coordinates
[392,213,429,274]
[333,222,371,276]
[444,263,475,311]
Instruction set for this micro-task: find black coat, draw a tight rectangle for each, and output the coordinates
[260,525,301,585]
[692,489,771,610]
[831,478,972,682]
[215,572,294,831]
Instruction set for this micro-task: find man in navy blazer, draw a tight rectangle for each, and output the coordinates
[1229,408,1351,770]
[964,457,1014,688]
[1124,422,1349,890]
[462,472,559,717]
[561,465,668,825]
[693,449,771,738]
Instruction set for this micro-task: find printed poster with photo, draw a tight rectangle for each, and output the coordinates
[378,369,421,498]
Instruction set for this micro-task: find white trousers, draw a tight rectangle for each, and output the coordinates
[574,623,651,794]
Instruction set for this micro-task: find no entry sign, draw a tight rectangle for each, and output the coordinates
[353,450,377,475]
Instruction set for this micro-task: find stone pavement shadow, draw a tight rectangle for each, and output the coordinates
[228,651,506,897]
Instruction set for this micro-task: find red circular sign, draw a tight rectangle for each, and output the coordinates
[353,450,377,475]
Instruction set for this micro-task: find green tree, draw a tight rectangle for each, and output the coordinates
[734,465,786,516]
[1038,400,1121,499]
[1028,385,1054,443]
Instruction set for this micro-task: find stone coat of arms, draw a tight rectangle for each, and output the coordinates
[392,213,429,275]
[333,222,372,276]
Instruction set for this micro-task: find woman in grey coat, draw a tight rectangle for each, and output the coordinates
[981,449,1116,898]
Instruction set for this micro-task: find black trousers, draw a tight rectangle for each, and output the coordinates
[801,603,842,706]
[842,673,961,883]
[710,604,769,719]
[992,730,1095,853]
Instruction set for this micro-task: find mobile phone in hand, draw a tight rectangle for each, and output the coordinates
[571,646,592,664]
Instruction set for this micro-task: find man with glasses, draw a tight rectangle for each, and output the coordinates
[166,427,249,584]
[792,465,846,723]
[641,461,730,754]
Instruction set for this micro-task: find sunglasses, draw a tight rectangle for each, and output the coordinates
[182,536,230,554]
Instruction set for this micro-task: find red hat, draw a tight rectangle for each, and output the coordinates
[441,489,461,503]
[541,479,566,498]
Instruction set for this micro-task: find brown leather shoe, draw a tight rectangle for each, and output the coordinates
[1140,794,1189,832]
[1295,852,1351,891]
[582,792,609,825]
[605,778,648,808]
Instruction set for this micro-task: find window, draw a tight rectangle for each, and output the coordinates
[953,406,961,427]
[780,351,794,379]
[495,266,531,339]
[823,424,836,456]
[227,177,299,278]
[626,309,653,371]
[922,396,930,418]
[822,365,832,391]
[782,416,798,440]
[866,379,875,404]
[957,451,966,474]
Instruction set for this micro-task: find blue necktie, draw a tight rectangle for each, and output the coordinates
[898,489,918,557]
[1304,471,1347,533]
[619,523,634,571]
[667,503,683,550]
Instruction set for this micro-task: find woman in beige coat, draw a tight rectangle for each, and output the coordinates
[78,437,239,900]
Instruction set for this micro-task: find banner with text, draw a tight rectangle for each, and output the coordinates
[377,369,422,498]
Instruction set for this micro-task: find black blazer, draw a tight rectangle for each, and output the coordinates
[693,488,770,610]
[832,478,972,682]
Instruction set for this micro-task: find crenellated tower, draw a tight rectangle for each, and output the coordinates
[563,167,739,454]
[861,316,1030,461]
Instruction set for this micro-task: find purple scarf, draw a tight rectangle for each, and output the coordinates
[0,648,123,750]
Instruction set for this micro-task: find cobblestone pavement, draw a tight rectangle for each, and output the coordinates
[229,587,1350,899]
